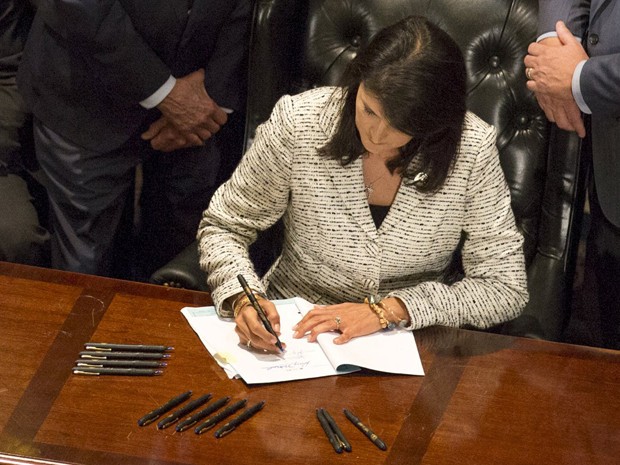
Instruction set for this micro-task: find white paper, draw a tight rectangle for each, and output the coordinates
[181,297,424,384]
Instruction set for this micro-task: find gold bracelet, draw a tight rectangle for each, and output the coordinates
[233,296,252,318]
[364,296,389,329]
[232,289,267,318]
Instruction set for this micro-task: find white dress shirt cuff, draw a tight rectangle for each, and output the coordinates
[572,60,592,114]
[536,32,582,43]
[537,31,559,42]
[139,75,177,109]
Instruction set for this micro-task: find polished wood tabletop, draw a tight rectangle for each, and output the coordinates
[1,262,619,465]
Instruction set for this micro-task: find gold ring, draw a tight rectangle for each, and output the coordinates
[247,340,252,349]
[335,316,341,331]
[526,67,533,80]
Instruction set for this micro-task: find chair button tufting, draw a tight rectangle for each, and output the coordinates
[350,35,362,47]
[517,114,530,129]
[488,55,500,69]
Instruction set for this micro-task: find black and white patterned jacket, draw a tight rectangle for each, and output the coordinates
[198,86,528,329]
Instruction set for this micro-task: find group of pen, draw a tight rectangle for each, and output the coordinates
[317,407,387,454]
[137,390,264,438]
[71,343,383,447]
[72,342,173,376]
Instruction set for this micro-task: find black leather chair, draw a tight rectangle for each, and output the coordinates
[150,0,588,341]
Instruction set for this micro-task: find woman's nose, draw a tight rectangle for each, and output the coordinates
[370,121,389,143]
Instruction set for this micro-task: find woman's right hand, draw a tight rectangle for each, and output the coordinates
[234,297,285,353]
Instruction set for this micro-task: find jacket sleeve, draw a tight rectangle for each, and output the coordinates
[537,0,620,118]
[537,0,590,37]
[389,125,529,329]
[37,0,170,103]
[203,0,252,112]
[197,95,295,315]
[581,53,620,117]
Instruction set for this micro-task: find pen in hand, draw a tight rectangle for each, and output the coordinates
[236,274,283,352]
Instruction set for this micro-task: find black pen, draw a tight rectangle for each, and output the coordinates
[343,408,387,451]
[317,408,343,453]
[176,396,231,432]
[138,390,193,427]
[214,401,265,438]
[322,408,351,452]
[84,342,174,352]
[79,350,170,360]
[72,367,163,376]
[237,274,283,351]
[194,398,248,434]
[75,359,167,368]
[157,393,212,429]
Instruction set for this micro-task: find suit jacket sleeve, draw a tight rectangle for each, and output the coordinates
[538,0,620,117]
[37,0,170,103]
[197,94,295,314]
[203,0,252,112]
[388,125,528,330]
[537,0,590,37]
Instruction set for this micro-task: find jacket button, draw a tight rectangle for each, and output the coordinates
[588,34,599,45]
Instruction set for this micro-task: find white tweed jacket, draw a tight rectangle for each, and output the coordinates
[198,87,528,329]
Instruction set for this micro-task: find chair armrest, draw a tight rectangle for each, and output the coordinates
[149,240,208,292]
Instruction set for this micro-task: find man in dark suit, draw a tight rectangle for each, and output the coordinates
[525,0,620,349]
[0,0,49,266]
[17,0,252,279]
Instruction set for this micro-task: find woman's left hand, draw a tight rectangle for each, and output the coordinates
[292,302,382,344]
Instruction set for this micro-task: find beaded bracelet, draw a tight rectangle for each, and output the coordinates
[377,300,409,329]
[364,296,389,329]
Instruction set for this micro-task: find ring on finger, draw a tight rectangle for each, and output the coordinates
[526,67,533,80]
[247,340,252,349]
[335,316,341,331]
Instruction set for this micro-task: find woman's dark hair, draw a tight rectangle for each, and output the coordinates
[318,15,467,192]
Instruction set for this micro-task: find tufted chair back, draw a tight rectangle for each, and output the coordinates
[151,0,587,341]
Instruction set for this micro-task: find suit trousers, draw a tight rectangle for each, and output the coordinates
[0,78,49,265]
[0,172,49,264]
[33,112,243,279]
[584,177,620,350]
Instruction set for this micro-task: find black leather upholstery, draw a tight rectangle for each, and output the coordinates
[150,0,587,341]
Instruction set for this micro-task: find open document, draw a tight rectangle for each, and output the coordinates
[181,297,424,384]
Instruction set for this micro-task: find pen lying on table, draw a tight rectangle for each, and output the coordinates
[317,408,351,453]
[157,393,213,429]
[343,408,387,451]
[195,399,248,434]
[214,401,265,438]
[75,359,167,368]
[176,396,231,432]
[84,342,174,352]
[138,390,193,427]
[72,367,164,376]
[79,350,171,360]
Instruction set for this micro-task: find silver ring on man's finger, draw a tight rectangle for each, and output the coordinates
[526,67,533,80]
[335,316,341,331]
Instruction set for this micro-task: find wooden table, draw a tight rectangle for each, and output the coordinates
[1,262,618,465]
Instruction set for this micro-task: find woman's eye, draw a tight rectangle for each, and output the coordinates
[364,107,374,116]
